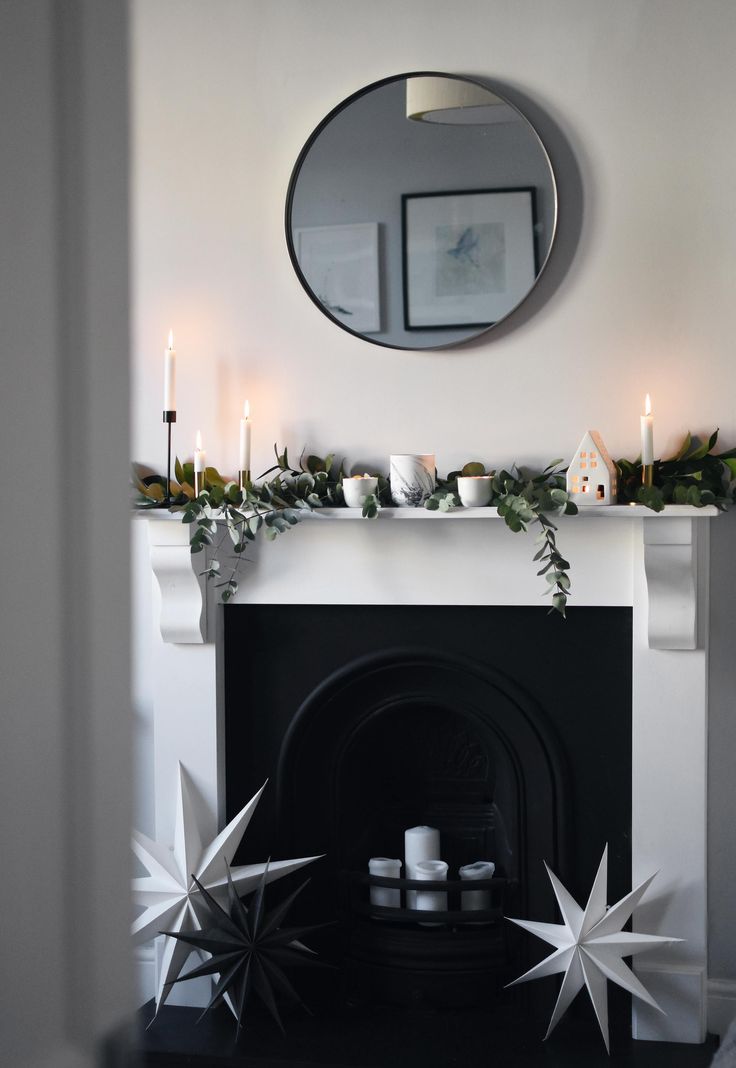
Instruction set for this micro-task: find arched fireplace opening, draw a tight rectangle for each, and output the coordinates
[225,604,631,1028]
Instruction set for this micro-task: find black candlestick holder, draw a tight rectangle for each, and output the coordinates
[163,410,176,505]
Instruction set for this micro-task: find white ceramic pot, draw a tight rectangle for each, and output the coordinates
[342,475,378,508]
[457,475,492,507]
[390,454,435,507]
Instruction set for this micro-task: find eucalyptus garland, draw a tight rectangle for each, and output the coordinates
[133,431,735,617]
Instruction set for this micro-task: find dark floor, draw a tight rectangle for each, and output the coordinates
[134,998,718,1068]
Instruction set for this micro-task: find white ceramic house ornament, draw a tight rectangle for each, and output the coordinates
[566,431,617,506]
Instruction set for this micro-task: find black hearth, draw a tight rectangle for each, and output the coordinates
[222,604,632,1051]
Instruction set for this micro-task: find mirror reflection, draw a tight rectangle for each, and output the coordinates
[286,73,557,350]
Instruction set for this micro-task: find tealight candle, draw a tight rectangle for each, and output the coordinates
[457,475,492,508]
[342,474,378,508]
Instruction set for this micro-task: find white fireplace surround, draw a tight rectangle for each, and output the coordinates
[144,505,728,1045]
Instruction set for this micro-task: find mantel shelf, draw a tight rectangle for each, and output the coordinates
[299,504,721,520]
[143,505,720,650]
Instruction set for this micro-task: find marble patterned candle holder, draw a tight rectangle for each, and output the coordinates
[390,454,435,507]
[342,475,378,508]
[457,475,493,508]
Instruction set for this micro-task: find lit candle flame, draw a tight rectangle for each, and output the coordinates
[167,329,174,349]
[645,393,652,416]
[244,400,250,419]
[195,429,202,450]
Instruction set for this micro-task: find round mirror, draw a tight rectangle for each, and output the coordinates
[286,72,557,350]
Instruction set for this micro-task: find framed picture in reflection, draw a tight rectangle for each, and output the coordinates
[294,222,381,333]
[402,188,537,330]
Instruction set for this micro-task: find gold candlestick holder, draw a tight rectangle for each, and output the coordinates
[195,470,206,496]
[238,469,251,492]
[642,464,653,488]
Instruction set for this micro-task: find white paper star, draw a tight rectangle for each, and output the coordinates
[507,845,682,1053]
[132,763,319,1016]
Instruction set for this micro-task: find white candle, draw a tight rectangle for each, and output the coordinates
[459,860,495,913]
[415,859,448,921]
[641,393,654,465]
[405,825,440,908]
[368,857,402,909]
[194,429,206,473]
[239,400,251,473]
[163,329,176,411]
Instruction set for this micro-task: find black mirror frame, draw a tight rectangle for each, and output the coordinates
[284,71,558,351]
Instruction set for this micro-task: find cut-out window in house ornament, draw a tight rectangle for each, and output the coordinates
[566,431,617,506]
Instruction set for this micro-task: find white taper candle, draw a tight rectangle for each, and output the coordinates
[641,393,654,466]
[239,400,251,473]
[164,329,176,411]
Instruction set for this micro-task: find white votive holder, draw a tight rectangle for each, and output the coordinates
[342,474,378,508]
[368,857,402,909]
[405,825,440,909]
[415,859,448,924]
[457,475,493,508]
[390,454,436,507]
[459,860,495,914]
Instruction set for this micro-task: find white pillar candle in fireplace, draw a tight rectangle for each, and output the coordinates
[415,859,448,920]
[368,857,402,908]
[405,825,440,908]
[459,860,495,912]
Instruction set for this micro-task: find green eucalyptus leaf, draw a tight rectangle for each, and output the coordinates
[461,461,486,477]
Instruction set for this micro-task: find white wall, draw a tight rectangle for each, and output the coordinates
[131,0,736,1006]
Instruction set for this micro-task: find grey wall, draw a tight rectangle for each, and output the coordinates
[0,1,132,1063]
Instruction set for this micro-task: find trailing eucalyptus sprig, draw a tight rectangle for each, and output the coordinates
[425,460,577,616]
[133,446,388,602]
[616,429,736,512]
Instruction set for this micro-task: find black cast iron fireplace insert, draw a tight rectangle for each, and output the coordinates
[221,604,633,1063]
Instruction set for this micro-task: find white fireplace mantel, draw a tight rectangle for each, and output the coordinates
[145,505,718,651]
[143,504,721,1044]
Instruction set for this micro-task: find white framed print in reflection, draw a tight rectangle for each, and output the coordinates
[294,222,381,333]
[401,188,537,330]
